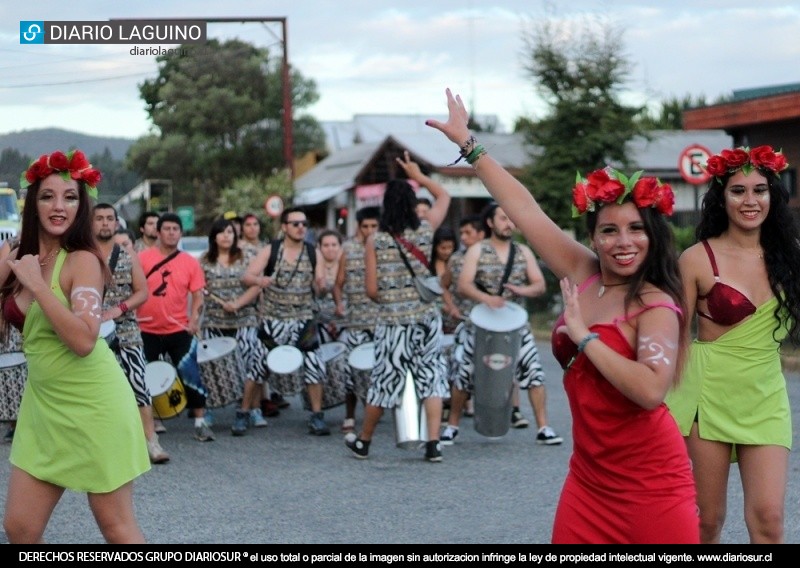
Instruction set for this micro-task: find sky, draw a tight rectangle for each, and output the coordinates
[1,1,799,140]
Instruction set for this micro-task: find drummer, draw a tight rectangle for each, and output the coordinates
[439,215,485,421]
[333,206,380,433]
[92,203,169,463]
[199,218,269,436]
[344,151,451,462]
[242,207,331,436]
[0,237,21,443]
[442,202,562,446]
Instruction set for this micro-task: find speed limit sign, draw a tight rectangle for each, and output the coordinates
[264,195,284,218]
[678,144,713,185]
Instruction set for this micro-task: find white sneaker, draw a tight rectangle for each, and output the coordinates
[440,425,459,445]
[147,435,170,464]
[154,420,167,434]
[249,408,268,428]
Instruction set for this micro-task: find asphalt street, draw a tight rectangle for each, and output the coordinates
[1,344,799,544]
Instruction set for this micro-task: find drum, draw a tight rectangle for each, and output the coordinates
[302,341,347,410]
[347,342,374,404]
[99,320,116,347]
[145,361,187,420]
[266,345,305,396]
[469,302,528,438]
[197,337,244,409]
[0,352,27,422]
[393,370,428,450]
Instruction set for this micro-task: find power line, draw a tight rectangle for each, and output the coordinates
[0,72,152,89]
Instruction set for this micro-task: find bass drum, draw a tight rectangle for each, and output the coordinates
[468,302,527,438]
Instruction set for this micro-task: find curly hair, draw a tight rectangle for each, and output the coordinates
[379,179,420,234]
[696,169,800,343]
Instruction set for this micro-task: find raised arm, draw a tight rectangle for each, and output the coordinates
[395,151,451,231]
[426,88,595,281]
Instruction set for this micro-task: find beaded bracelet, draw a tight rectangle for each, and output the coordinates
[577,332,599,352]
[566,332,599,369]
[447,135,480,166]
[118,301,129,315]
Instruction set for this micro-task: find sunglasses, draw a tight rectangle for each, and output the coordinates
[286,220,308,228]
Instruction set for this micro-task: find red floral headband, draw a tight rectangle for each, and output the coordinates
[572,167,674,218]
[20,149,102,199]
[704,145,788,180]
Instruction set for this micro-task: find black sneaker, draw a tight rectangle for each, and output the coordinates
[308,412,331,436]
[345,434,370,459]
[424,440,443,462]
[271,393,290,409]
[231,411,249,436]
[440,425,459,446]
[511,410,530,429]
[536,426,563,445]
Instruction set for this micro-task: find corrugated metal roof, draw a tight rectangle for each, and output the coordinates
[626,130,732,173]
[732,82,800,102]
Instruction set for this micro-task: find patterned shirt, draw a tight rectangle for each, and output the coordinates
[373,226,438,325]
[447,248,475,317]
[260,240,315,321]
[341,238,378,330]
[473,240,529,308]
[103,245,143,347]
[201,255,258,329]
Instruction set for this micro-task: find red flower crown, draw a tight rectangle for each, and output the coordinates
[20,149,102,199]
[704,145,788,180]
[571,167,674,218]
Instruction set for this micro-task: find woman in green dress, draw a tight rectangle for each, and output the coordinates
[1,150,149,543]
[666,145,800,543]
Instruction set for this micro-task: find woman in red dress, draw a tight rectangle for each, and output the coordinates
[426,89,699,544]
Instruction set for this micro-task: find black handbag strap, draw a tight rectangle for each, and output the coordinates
[145,250,180,278]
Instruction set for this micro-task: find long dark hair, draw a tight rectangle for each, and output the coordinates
[697,168,800,342]
[204,218,242,264]
[380,179,420,234]
[586,204,688,374]
[1,177,108,338]
[430,226,457,275]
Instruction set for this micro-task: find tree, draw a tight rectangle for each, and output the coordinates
[517,16,646,235]
[127,38,326,226]
[0,148,32,190]
[636,95,709,130]
[215,169,294,239]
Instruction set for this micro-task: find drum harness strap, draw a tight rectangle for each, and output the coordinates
[475,242,516,296]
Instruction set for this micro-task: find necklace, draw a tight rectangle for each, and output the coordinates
[39,248,60,267]
[598,281,628,298]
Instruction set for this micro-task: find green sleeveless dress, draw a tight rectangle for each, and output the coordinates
[10,250,150,492]
[666,297,792,460]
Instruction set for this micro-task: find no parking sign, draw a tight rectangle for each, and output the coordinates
[678,144,713,185]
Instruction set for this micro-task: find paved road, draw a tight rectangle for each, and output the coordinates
[1,345,799,544]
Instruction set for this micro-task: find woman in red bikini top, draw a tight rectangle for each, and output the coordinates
[426,88,697,543]
[672,145,800,544]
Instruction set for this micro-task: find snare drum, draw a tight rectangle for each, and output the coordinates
[266,345,304,396]
[0,352,27,422]
[197,337,244,409]
[347,342,374,404]
[302,341,347,410]
[144,361,187,420]
[99,320,116,347]
[469,302,528,438]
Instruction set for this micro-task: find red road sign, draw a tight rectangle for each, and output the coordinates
[265,195,284,218]
[678,144,713,185]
